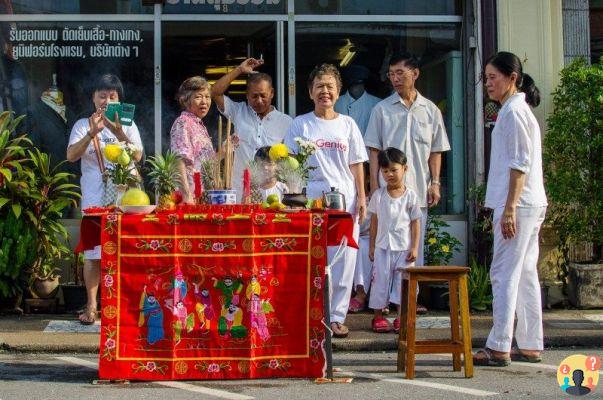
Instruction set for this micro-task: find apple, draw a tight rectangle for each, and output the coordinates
[171,190,183,204]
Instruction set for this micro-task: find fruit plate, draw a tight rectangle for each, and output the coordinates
[119,205,157,214]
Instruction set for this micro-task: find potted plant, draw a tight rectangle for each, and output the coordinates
[146,150,181,209]
[544,58,603,308]
[25,148,79,300]
[423,213,463,309]
[0,113,37,313]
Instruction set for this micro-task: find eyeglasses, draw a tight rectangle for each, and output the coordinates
[386,69,415,79]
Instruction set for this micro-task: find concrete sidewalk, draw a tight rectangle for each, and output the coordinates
[0,309,601,353]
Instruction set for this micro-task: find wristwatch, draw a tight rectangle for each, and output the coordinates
[431,180,441,186]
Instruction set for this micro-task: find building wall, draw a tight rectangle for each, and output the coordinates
[497,0,564,131]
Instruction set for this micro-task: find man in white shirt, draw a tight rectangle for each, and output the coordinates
[364,53,451,313]
[211,58,292,202]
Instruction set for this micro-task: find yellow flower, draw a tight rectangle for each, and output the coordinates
[269,143,289,161]
[104,144,123,163]
[441,245,450,253]
[428,237,437,245]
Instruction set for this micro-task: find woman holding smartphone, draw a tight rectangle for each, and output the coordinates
[67,74,143,325]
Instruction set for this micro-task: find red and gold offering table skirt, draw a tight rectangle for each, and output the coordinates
[94,205,354,381]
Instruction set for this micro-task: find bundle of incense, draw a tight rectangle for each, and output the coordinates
[217,116,223,187]
[224,118,233,189]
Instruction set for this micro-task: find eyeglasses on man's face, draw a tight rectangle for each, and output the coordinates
[387,69,415,79]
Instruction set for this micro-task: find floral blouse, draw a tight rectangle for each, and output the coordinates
[170,111,216,191]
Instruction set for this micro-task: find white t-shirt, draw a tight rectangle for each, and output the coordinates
[219,96,292,202]
[368,186,422,251]
[364,92,451,207]
[284,112,368,214]
[68,118,143,209]
[261,181,288,202]
[485,93,547,209]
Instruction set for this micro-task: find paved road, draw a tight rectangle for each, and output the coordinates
[1,348,602,399]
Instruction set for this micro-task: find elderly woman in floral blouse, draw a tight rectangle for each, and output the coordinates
[170,76,216,204]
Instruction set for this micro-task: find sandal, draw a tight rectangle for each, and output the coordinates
[78,307,97,326]
[510,346,542,363]
[472,348,511,367]
[416,304,428,315]
[372,316,392,333]
[330,322,349,338]
[348,297,366,313]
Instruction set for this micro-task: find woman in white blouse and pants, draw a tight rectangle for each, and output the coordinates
[474,52,548,366]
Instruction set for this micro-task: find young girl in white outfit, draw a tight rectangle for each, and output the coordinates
[368,148,421,333]
[254,146,288,202]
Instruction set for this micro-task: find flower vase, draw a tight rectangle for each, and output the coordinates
[114,184,128,206]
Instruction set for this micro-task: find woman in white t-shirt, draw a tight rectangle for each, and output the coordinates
[284,64,368,338]
[67,74,143,325]
[473,52,547,367]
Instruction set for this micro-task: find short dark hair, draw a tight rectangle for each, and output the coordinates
[247,73,273,90]
[378,147,407,168]
[254,146,272,162]
[389,52,420,70]
[93,74,124,100]
[485,51,541,107]
[307,63,342,92]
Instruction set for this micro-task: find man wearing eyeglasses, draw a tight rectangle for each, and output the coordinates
[364,52,451,313]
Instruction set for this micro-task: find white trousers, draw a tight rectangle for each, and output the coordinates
[416,207,428,267]
[486,206,546,352]
[369,248,414,309]
[353,236,373,292]
[328,222,360,324]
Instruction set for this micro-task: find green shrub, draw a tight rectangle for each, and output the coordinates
[544,58,603,264]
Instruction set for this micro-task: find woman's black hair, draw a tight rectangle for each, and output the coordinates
[485,51,540,107]
[378,147,407,168]
[92,74,124,100]
[254,146,272,162]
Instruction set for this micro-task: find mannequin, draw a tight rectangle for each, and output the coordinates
[334,65,380,136]
[26,73,77,176]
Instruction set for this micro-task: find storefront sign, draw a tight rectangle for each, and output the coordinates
[164,0,283,14]
[9,26,143,60]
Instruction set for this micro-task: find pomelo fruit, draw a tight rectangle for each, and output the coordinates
[120,188,150,206]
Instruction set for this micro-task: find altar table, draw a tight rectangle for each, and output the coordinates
[89,206,355,381]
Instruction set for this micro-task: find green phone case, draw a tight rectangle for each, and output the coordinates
[104,103,135,126]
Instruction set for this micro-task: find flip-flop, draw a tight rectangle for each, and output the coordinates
[348,297,365,313]
[372,317,392,333]
[510,346,542,363]
[472,348,511,367]
[330,322,349,338]
[416,304,428,315]
[78,307,97,326]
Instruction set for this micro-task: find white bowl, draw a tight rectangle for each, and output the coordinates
[120,205,157,214]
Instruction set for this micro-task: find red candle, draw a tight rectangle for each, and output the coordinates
[193,171,202,200]
[243,168,251,203]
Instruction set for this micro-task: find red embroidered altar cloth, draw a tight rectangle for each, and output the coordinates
[98,208,337,380]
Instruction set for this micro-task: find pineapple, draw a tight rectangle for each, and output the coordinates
[146,151,181,209]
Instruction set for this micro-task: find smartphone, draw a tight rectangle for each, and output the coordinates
[103,102,135,126]
[104,102,121,123]
[120,103,135,126]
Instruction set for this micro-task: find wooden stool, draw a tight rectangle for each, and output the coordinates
[397,266,473,379]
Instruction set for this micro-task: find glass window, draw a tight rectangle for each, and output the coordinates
[295,0,461,15]
[6,0,153,14]
[0,21,154,210]
[162,22,278,152]
[295,22,464,214]
[163,0,285,14]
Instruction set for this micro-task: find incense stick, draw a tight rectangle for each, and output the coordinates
[218,116,223,188]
